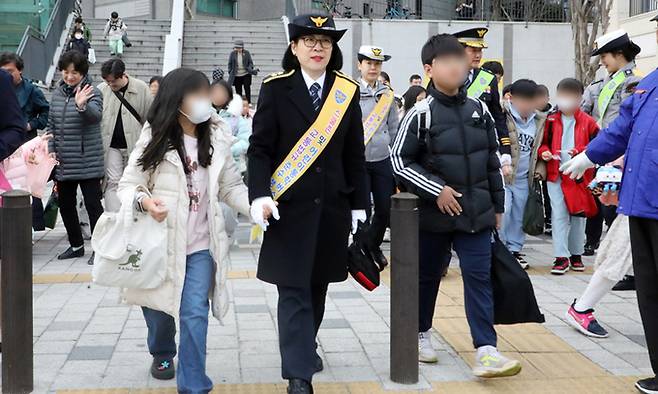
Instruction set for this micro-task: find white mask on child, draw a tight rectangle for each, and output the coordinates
[180,99,214,124]
[555,97,578,112]
[74,34,83,40]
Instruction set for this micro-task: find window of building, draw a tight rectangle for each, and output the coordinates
[197,0,236,17]
[630,0,658,17]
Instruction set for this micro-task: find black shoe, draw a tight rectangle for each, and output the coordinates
[287,378,313,394]
[370,246,389,271]
[87,252,95,266]
[612,275,636,291]
[58,246,84,260]
[583,244,597,256]
[315,354,324,372]
[636,377,658,394]
[150,357,175,380]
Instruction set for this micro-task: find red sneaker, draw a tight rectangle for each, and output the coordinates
[551,258,570,275]
[570,255,585,272]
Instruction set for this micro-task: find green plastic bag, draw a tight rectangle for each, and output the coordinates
[522,179,544,236]
[43,190,59,229]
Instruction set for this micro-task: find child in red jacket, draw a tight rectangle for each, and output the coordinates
[538,78,599,275]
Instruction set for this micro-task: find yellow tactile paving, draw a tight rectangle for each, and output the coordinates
[33,273,92,284]
[379,263,642,393]
[56,377,640,393]
[33,271,259,284]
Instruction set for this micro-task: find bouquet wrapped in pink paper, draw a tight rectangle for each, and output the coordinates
[1,135,57,198]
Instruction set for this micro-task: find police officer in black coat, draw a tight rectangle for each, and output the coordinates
[247,13,368,394]
[453,28,513,176]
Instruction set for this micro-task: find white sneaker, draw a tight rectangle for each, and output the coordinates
[418,330,438,363]
[473,345,521,378]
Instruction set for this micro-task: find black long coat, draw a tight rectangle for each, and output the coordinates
[247,69,368,287]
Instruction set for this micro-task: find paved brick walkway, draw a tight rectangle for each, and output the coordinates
[22,218,651,393]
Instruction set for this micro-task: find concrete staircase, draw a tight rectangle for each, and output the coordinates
[182,20,288,103]
[83,19,170,85]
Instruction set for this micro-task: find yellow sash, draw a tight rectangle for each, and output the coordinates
[363,88,395,145]
[269,76,357,201]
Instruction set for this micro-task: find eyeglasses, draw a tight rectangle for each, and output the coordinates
[302,36,333,49]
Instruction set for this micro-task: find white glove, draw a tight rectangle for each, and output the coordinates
[351,209,367,234]
[249,197,280,231]
[560,151,595,180]
[499,153,512,167]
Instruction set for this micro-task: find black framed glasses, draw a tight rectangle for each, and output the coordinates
[302,36,333,49]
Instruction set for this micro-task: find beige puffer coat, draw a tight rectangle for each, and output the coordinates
[117,114,250,322]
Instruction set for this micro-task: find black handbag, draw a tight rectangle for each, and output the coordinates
[491,231,545,325]
[347,222,380,291]
[522,179,545,236]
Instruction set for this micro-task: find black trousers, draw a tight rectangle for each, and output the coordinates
[233,74,252,103]
[365,157,395,247]
[32,197,45,231]
[57,178,103,248]
[585,199,618,247]
[629,217,658,375]
[277,283,328,383]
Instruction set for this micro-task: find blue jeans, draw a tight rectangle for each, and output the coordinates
[547,179,586,258]
[419,230,497,348]
[142,250,214,394]
[502,179,529,253]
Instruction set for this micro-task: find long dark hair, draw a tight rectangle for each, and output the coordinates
[402,85,426,112]
[139,68,213,173]
[281,38,343,72]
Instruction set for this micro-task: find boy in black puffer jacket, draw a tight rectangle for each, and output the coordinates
[391,34,520,378]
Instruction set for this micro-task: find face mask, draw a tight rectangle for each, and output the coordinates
[555,97,578,112]
[74,34,83,40]
[180,99,213,124]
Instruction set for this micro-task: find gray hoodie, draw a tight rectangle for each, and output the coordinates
[359,79,400,162]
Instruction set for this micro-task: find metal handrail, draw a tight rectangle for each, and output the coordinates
[16,25,43,55]
[16,0,75,83]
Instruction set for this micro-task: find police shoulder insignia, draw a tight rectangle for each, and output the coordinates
[333,70,358,86]
[263,69,295,83]
[625,68,634,76]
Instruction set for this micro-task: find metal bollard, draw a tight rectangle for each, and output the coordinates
[1,190,33,394]
[389,192,419,384]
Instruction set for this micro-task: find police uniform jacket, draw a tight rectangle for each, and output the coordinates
[467,68,511,156]
[586,68,658,220]
[582,62,642,128]
[247,69,368,287]
[359,79,400,162]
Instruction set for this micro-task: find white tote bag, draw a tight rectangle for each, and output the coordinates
[92,194,167,289]
[88,48,96,64]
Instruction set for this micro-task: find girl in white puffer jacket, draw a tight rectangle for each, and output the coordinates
[118,68,249,392]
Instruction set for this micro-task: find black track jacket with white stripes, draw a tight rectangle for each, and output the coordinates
[390,84,505,233]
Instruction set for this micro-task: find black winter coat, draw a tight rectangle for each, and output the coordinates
[391,84,504,233]
[49,76,104,181]
[247,69,368,287]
